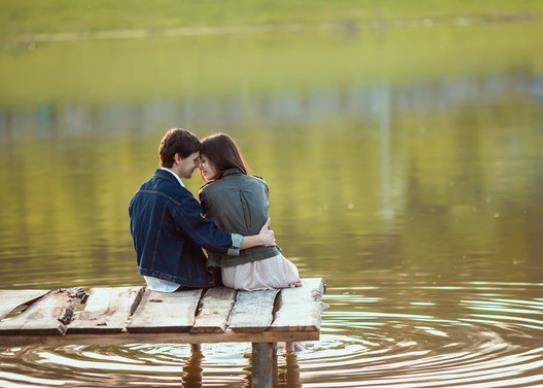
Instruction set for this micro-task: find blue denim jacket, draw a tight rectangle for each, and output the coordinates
[129,169,240,288]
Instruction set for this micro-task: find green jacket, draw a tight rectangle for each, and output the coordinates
[199,168,280,267]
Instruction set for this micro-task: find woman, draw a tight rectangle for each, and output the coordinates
[198,133,301,291]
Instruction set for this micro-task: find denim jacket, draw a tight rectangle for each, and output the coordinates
[129,169,241,288]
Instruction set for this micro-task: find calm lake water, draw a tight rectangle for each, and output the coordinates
[1,18,543,387]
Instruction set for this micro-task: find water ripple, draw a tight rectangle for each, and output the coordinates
[1,282,542,387]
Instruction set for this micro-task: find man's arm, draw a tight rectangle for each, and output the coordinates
[239,218,275,249]
[170,191,274,255]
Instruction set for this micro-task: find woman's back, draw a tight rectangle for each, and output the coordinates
[198,132,300,291]
[200,168,268,235]
[199,167,280,267]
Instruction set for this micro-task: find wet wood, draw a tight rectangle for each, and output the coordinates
[0,288,85,335]
[251,342,276,388]
[0,278,325,346]
[229,289,279,333]
[127,288,202,333]
[191,287,236,333]
[271,278,325,332]
[0,328,318,347]
[68,286,143,334]
[0,289,50,320]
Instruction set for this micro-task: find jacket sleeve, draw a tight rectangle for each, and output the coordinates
[169,189,240,256]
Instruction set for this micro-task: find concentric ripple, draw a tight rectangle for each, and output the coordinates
[1,281,542,387]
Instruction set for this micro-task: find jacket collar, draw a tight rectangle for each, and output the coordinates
[154,168,181,185]
[221,167,244,178]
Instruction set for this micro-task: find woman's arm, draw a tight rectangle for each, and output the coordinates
[198,186,275,252]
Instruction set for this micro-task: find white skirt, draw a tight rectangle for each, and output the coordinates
[222,253,300,291]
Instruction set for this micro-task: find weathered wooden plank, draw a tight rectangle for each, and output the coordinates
[0,288,85,335]
[0,278,326,345]
[68,286,143,334]
[191,287,236,333]
[270,278,324,332]
[228,289,279,332]
[0,328,320,347]
[127,288,202,333]
[0,289,50,320]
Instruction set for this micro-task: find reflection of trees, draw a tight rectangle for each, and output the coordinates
[1,71,534,138]
[0,73,542,287]
[1,21,543,107]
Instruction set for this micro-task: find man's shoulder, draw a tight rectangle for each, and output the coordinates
[140,175,193,202]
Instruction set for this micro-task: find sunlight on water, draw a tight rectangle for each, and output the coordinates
[1,282,542,386]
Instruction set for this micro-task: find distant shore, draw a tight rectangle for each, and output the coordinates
[2,0,543,39]
[7,12,542,44]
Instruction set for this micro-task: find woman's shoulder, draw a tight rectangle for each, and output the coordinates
[245,175,270,193]
[250,175,268,188]
[200,174,268,194]
[198,179,219,198]
[251,175,267,184]
[223,172,268,186]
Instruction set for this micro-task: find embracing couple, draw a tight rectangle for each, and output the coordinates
[129,128,301,292]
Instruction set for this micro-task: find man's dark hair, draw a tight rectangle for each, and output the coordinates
[158,128,201,167]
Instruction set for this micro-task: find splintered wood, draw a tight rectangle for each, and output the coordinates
[69,287,143,334]
[0,288,85,335]
[0,278,325,345]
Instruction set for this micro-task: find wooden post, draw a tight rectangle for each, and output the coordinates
[251,342,276,388]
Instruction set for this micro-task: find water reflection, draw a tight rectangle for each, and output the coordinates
[182,345,203,388]
[0,71,537,138]
[277,353,301,388]
[1,16,543,387]
[1,281,542,387]
[1,67,541,286]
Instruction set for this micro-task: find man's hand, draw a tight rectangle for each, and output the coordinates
[258,218,276,246]
[239,218,276,250]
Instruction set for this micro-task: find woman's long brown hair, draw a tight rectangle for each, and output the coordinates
[200,133,249,180]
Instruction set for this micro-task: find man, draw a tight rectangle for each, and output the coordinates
[129,128,275,291]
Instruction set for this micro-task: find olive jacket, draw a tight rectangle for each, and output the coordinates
[199,168,281,267]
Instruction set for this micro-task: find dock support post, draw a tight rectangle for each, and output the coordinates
[251,342,276,388]
[190,344,201,353]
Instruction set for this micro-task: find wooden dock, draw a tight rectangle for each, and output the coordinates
[0,278,325,388]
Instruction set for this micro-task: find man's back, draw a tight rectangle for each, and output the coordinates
[129,169,229,288]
